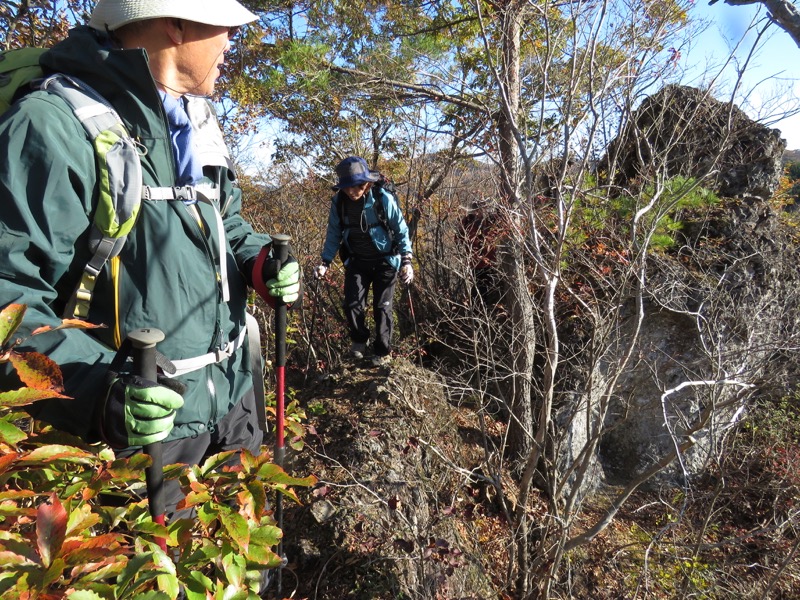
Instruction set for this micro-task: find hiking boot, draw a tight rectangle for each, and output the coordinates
[370,354,391,367]
[349,342,367,359]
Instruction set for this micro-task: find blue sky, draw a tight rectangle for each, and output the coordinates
[687,0,800,148]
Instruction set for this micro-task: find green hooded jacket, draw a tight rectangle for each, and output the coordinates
[0,26,270,444]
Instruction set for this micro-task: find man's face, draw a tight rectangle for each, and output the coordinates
[342,182,372,202]
[175,22,236,96]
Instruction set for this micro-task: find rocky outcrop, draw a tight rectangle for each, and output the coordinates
[590,194,800,489]
[600,84,786,200]
[284,360,497,599]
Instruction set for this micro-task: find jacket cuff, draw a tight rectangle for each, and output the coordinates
[401,254,412,266]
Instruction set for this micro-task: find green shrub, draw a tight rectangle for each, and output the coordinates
[0,303,316,599]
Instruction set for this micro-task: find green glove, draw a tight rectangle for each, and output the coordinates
[265,256,301,304]
[102,375,185,448]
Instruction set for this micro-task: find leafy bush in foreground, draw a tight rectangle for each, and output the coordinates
[0,303,316,599]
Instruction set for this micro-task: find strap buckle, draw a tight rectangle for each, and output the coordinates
[173,186,196,202]
[214,339,234,362]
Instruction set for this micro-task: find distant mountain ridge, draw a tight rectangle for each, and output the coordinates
[784,148,800,163]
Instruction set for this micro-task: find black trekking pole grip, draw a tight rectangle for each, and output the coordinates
[128,327,168,552]
[270,233,291,593]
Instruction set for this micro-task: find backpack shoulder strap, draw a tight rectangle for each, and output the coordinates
[373,186,389,228]
[335,191,348,228]
[38,74,144,320]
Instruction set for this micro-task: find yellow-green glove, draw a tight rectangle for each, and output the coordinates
[264,255,302,305]
[101,375,184,448]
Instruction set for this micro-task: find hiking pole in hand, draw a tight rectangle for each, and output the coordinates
[406,285,424,368]
[271,233,291,594]
[129,327,168,552]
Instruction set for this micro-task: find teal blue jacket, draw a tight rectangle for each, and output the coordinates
[0,27,269,443]
[320,187,413,270]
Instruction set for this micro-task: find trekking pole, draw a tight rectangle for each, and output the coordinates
[271,233,291,594]
[128,327,168,552]
[406,285,423,368]
[303,275,319,380]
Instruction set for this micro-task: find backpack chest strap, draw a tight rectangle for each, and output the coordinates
[143,184,230,303]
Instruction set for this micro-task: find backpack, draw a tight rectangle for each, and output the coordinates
[1,47,144,320]
[336,174,400,262]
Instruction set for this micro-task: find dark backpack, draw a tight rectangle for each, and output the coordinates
[336,175,400,261]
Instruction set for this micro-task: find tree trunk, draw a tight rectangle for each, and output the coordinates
[495,0,535,466]
[494,5,539,594]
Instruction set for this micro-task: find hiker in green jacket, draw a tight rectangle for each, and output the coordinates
[0,0,300,517]
[315,157,413,367]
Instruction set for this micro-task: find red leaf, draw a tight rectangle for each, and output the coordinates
[312,485,330,498]
[37,493,67,568]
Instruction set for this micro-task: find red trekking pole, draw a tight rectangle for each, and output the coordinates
[129,327,168,552]
[271,233,291,593]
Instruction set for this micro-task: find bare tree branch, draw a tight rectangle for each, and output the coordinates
[714,0,800,48]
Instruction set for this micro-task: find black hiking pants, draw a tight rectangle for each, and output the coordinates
[344,256,398,357]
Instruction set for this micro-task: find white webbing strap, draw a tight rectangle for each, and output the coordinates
[143,184,229,302]
[164,325,247,378]
[195,187,229,303]
[245,312,268,433]
[143,184,221,202]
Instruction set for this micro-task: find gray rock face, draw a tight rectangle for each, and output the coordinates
[598,309,713,488]
[600,84,786,200]
[587,193,800,489]
[284,361,497,599]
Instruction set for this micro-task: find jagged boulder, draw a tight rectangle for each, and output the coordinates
[592,194,800,489]
[600,84,786,199]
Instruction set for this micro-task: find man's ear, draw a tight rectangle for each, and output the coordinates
[164,17,185,44]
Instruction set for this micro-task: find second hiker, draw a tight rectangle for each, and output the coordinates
[315,157,413,366]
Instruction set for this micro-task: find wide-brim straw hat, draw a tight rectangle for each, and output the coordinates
[89,0,258,31]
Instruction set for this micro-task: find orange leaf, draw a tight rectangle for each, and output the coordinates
[9,351,65,393]
[0,452,19,475]
[32,319,106,335]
